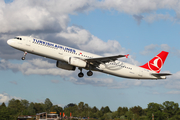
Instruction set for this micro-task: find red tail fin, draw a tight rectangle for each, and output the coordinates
[140,51,169,73]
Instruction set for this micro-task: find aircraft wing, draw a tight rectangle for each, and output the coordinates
[85,54,129,65]
[151,73,172,77]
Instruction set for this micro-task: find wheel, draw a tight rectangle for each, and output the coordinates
[87,71,93,76]
[21,57,25,60]
[78,72,84,78]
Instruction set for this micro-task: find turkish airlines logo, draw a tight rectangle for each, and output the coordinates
[148,56,163,73]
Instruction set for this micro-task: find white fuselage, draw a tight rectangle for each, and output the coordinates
[7,36,165,79]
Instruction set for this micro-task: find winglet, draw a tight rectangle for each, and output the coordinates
[125,54,129,58]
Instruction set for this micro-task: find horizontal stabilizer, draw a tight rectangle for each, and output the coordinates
[151,73,172,77]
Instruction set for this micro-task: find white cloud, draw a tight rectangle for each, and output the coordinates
[57,26,127,55]
[0,58,175,89]
[167,91,180,94]
[98,0,179,14]
[0,93,21,104]
[10,81,17,85]
[51,80,60,83]
[144,13,175,23]
[0,59,74,77]
[1,0,180,35]
[160,44,171,51]
[140,44,158,55]
[0,0,96,33]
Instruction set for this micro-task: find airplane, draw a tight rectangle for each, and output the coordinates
[7,36,171,79]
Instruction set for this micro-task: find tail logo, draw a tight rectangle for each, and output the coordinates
[148,56,163,72]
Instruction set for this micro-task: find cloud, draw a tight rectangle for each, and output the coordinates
[0,93,21,104]
[10,81,17,85]
[133,15,144,25]
[1,58,180,90]
[68,77,159,89]
[167,91,180,94]
[0,0,180,36]
[140,44,159,55]
[51,80,60,83]
[0,59,74,77]
[0,0,97,34]
[98,0,179,14]
[57,26,127,55]
[144,13,175,23]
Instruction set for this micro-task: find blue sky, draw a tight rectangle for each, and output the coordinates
[1,0,180,111]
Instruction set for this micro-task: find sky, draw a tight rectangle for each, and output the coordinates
[1,0,180,111]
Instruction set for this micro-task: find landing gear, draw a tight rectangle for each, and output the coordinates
[78,67,93,78]
[21,51,27,60]
[87,71,93,76]
[78,72,84,78]
[78,68,84,78]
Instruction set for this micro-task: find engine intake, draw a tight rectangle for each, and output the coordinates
[56,61,76,71]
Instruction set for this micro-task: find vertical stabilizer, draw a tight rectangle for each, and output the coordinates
[140,51,169,73]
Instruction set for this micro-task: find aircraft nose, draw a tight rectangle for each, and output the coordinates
[7,39,14,46]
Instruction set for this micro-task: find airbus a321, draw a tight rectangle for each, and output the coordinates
[7,36,171,79]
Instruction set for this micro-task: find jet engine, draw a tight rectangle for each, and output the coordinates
[68,57,87,68]
[56,61,76,70]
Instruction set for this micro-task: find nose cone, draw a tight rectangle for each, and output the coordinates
[7,39,14,46]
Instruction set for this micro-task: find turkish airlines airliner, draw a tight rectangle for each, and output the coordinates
[7,36,171,79]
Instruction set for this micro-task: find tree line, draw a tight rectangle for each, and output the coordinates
[0,98,180,120]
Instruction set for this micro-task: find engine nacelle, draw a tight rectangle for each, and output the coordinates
[56,61,76,71]
[69,57,87,68]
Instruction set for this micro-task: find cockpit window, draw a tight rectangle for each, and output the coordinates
[14,37,22,40]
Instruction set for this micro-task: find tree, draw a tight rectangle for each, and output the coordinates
[125,110,134,120]
[147,102,166,120]
[104,106,111,113]
[44,98,53,112]
[96,110,104,118]
[64,104,78,117]
[92,106,99,113]
[100,107,105,113]
[163,101,179,118]
[112,111,118,119]
[34,103,45,113]
[27,102,36,115]
[0,105,11,119]
[8,98,24,115]
[0,102,6,108]
[78,102,84,112]
[103,112,112,119]
[21,99,29,109]
[50,105,63,114]
[130,105,143,116]
[64,103,76,109]
[117,107,128,117]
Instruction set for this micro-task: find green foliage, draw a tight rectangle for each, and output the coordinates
[130,105,143,116]
[1,99,180,120]
[163,101,179,118]
[34,103,45,113]
[103,112,113,119]
[27,102,36,115]
[117,107,128,117]
[44,98,53,112]
[50,105,63,114]
[147,102,166,120]
[0,105,11,119]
